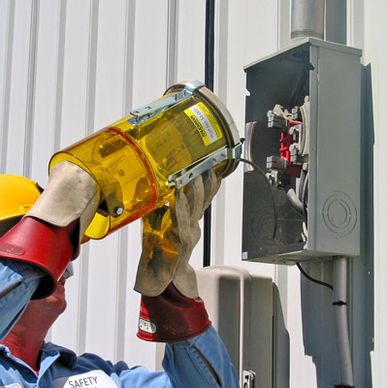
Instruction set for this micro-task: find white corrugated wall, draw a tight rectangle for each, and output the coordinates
[0,0,385,387]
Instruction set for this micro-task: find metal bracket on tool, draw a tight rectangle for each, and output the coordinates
[128,81,204,125]
[168,143,242,189]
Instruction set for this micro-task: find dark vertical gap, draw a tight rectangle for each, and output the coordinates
[205,0,215,91]
[203,0,215,267]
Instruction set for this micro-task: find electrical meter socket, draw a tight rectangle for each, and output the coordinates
[242,38,362,264]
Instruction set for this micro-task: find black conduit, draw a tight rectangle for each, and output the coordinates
[203,0,215,267]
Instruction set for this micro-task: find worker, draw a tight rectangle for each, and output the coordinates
[0,162,238,387]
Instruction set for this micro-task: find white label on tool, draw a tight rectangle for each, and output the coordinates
[185,102,222,145]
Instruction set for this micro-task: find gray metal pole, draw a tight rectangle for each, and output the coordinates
[291,0,325,40]
[333,257,354,386]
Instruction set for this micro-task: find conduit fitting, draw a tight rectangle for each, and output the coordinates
[291,0,325,40]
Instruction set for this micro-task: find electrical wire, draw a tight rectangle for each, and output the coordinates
[237,157,278,240]
[298,169,308,240]
[298,169,306,201]
[284,183,305,216]
[296,262,333,290]
[301,171,309,209]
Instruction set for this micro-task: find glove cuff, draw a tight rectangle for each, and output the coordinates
[0,216,75,299]
[137,283,211,343]
[28,161,100,256]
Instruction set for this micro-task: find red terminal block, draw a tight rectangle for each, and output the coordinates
[280,119,303,178]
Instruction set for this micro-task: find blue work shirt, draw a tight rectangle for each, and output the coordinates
[0,260,239,387]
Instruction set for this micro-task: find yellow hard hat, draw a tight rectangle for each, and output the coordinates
[0,174,41,236]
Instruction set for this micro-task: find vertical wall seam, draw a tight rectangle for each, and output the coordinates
[77,0,99,355]
[77,245,90,355]
[346,0,352,46]
[238,274,245,380]
[122,0,136,115]
[166,0,178,88]
[53,0,67,153]
[276,0,282,50]
[277,0,291,50]
[0,0,15,172]
[114,0,136,362]
[215,0,228,98]
[23,0,40,178]
[213,0,227,265]
[41,0,67,345]
[85,0,99,137]
[115,229,129,362]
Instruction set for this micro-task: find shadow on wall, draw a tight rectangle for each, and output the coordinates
[351,63,374,388]
[272,285,290,388]
[299,64,374,388]
[196,267,278,387]
[300,261,340,387]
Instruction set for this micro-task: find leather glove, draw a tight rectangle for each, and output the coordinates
[0,162,100,298]
[134,169,221,298]
[134,170,221,342]
[28,161,100,256]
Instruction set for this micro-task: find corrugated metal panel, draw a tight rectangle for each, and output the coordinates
[50,0,97,355]
[2,0,33,176]
[0,0,14,172]
[0,0,381,387]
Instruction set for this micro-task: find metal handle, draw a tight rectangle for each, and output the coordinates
[168,143,242,189]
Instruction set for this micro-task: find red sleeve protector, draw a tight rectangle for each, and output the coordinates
[138,283,211,343]
[0,216,75,299]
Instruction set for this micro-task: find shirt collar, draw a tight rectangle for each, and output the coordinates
[40,341,77,368]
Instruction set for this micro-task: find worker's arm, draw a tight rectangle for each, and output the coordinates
[104,326,237,387]
[0,162,99,300]
[0,260,42,338]
[134,282,239,387]
[0,162,99,337]
[133,171,238,387]
[163,326,238,387]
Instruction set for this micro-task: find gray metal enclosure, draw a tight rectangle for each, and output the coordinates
[243,38,362,263]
